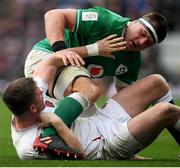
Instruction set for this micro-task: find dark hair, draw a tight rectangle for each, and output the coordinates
[2,78,37,116]
[142,12,168,43]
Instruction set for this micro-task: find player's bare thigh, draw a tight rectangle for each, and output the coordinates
[112,74,169,118]
[48,67,100,104]
[127,102,180,146]
[66,76,100,104]
[24,50,53,77]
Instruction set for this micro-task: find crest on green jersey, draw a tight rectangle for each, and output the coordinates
[87,64,103,78]
[115,64,128,75]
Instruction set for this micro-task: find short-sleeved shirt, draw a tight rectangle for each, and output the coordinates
[32,7,142,85]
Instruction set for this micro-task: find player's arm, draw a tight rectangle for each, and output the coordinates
[33,50,89,135]
[51,34,127,60]
[66,34,127,59]
[33,51,84,85]
[39,112,85,157]
[44,9,76,44]
[44,9,126,59]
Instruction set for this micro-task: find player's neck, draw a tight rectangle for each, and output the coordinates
[14,113,39,129]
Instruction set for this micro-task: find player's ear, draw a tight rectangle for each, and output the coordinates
[29,104,38,114]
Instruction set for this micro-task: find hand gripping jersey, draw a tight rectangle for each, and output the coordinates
[32,7,142,86]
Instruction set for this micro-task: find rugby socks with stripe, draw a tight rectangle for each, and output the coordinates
[42,93,89,137]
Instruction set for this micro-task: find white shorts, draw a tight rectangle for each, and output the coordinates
[72,99,144,160]
[53,65,90,99]
[24,50,53,77]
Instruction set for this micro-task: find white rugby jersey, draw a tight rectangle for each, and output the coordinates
[11,78,56,159]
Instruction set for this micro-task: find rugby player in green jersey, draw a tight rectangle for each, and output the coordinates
[35,6,168,91]
[24,6,168,121]
[25,6,168,104]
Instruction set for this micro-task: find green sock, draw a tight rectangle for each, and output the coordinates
[42,96,83,137]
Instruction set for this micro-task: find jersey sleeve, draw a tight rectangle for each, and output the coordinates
[73,7,130,37]
[11,124,42,159]
[33,77,48,98]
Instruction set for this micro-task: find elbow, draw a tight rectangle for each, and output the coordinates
[44,10,56,20]
[44,9,62,20]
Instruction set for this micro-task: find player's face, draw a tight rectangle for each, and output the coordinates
[124,21,154,51]
[34,87,45,113]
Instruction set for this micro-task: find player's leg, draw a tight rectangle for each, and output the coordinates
[46,65,100,127]
[113,74,170,117]
[49,65,100,105]
[113,74,180,145]
[103,102,180,159]
[127,102,180,146]
[34,66,100,159]
[24,50,52,77]
[69,76,100,105]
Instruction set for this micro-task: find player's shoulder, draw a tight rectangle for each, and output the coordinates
[78,6,109,13]
[11,125,40,159]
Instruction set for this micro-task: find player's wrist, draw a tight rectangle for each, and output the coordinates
[52,41,67,52]
[86,43,99,56]
[51,116,63,127]
[47,113,61,125]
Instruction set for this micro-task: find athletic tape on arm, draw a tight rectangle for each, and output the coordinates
[86,43,99,56]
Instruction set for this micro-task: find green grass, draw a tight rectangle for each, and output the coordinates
[0,98,180,167]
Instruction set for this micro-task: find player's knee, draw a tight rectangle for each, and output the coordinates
[74,79,100,105]
[86,83,100,104]
[153,102,171,118]
[148,74,169,92]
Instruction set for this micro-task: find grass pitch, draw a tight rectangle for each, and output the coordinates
[0,98,179,167]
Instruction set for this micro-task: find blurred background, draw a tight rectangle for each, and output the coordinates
[0,0,180,97]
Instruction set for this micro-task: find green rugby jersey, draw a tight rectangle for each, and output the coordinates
[33,6,142,85]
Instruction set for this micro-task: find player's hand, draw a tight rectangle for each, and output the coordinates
[97,34,127,59]
[55,50,85,67]
[38,112,60,128]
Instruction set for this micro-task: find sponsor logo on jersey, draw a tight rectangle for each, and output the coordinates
[87,64,103,78]
[82,12,98,21]
[115,64,128,75]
